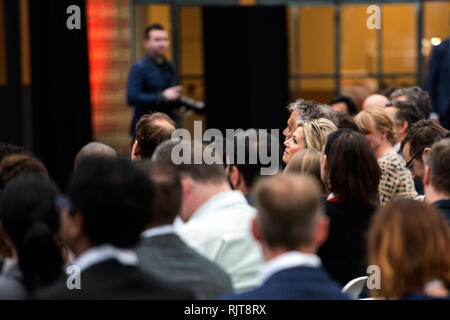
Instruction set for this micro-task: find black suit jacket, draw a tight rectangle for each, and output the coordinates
[34,259,194,300]
[126,55,177,137]
[318,201,375,286]
[135,233,233,299]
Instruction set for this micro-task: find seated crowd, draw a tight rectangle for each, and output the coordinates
[0,86,449,300]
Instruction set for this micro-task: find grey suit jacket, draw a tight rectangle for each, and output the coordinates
[0,261,27,300]
[135,233,233,299]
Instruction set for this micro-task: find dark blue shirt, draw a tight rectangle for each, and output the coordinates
[126,55,177,137]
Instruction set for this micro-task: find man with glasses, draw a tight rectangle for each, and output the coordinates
[401,120,448,184]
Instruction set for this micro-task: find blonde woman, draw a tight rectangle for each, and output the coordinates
[282,118,337,164]
[355,107,417,205]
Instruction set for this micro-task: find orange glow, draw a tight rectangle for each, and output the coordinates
[86,0,116,133]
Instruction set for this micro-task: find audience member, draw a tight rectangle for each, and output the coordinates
[368,199,450,299]
[283,100,337,141]
[132,112,176,160]
[401,120,448,182]
[318,129,380,286]
[423,138,450,222]
[385,101,422,153]
[170,142,263,291]
[362,94,389,110]
[283,118,337,164]
[390,86,432,120]
[35,157,193,299]
[135,162,233,299]
[355,107,417,204]
[284,149,325,196]
[334,112,359,131]
[0,154,48,192]
[74,142,117,170]
[223,174,349,300]
[0,174,64,299]
[225,130,281,205]
[329,96,357,116]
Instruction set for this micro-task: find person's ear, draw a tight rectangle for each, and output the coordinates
[230,166,241,189]
[131,140,140,160]
[251,217,262,243]
[399,121,408,135]
[422,147,432,161]
[313,215,329,249]
[180,175,193,198]
[423,165,431,186]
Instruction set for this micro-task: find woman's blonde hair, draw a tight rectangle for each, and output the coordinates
[368,199,450,299]
[354,106,397,146]
[295,118,337,152]
[284,149,326,196]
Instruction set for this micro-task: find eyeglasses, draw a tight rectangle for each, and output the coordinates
[405,149,423,170]
[55,196,75,212]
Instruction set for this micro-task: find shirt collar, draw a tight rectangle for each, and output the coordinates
[258,251,321,285]
[71,244,138,272]
[190,190,250,221]
[140,225,175,239]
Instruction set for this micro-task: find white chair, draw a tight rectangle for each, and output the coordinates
[342,276,368,299]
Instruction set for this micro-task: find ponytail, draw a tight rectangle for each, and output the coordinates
[17,221,64,292]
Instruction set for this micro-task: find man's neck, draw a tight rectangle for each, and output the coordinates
[263,245,315,262]
[187,183,232,221]
[425,186,450,204]
[71,238,92,258]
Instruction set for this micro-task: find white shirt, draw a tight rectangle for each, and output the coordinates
[393,142,401,153]
[177,190,264,292]
[140,225,175,239]
[258,251,322,285]
[71,244,138,272]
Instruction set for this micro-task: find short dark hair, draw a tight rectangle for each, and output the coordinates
[324,129,380,206]
[390,86,432,119]
[253,174,323,250]
[228,130,281,190]
[145,23,165,40]
[426,139,450,195]
[136,113,176,159]
[334,112,360,131]
[390,101,422,127]
[137,162,182,226]
[329,96,358,115]
[69,157,154,248]
[401,120,448,163]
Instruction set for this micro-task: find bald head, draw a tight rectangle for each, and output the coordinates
[74,142,117,170]
[362,94,389,110]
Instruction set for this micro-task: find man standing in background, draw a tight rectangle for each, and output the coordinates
[127,23,183,139]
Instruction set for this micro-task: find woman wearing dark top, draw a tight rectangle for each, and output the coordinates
[318,129,381,286]
[0,173,64,299]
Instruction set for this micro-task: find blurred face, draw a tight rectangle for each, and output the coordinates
[331,102,348,115]
[283,127,306,163]
[145,29,169,58]
[283,110,301,142]
[403,142,425,180]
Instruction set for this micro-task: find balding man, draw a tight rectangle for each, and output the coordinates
[362,94,389,110]
[74,142,117,170]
